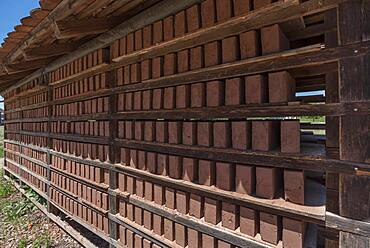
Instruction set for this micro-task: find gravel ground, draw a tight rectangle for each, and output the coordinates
[0,180,82,248]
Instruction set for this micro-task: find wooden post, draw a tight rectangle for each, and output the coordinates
[338,1,370,247]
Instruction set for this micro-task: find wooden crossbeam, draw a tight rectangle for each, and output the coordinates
[23,41,84,60]
[54,17,122,39]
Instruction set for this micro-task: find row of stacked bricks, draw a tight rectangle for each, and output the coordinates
[115,26,293,111]
[53,72,109,100]
[119,120,300,153]
[22,106,48,118]
[111,0,284,60]
[4,111,21,120]
[48,49,110,84]
[5,123,21,131]
[53,96,109,116]
[52,139,110,161]
[51,156,110,233]
[23,146,47,163]
[20,134,48,147]
[20,91,47,106]
[6,161,47,194]
[49,187,109,234]
[51,121,110,137]
[22,122,48,132]
[116,171,305,247]
[118,225,162,248]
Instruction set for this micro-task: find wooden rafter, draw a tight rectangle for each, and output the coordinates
[54,17,122,39]
[23,41,84,60]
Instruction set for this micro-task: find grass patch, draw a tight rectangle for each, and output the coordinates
[0,170,13,198]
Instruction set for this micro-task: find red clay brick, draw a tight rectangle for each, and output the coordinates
[240,207,258,237]
[198,160,215,186]
[222,36,240,63]
[134,121,143,140]
[127,33,134,53]
[201,0,216,28]
[163,53,177,76]
[163,16,174,42]
[154,184,164,205]
[135,207,143,225]
[156,121,167,143]
[125,121,134,140]
[141,60,151,81]
[177,50,190,73]
[146,152,157,173]
[216,162,234,191]
[144,121,155,141]
[153,20,163,44]
[175,223,187,247]
[213,122,231,148]
[261,24,289,55]
[197,122,212,147]
[222,202,238,230]
[142,90,152,110]
[232,121,252,150]
[190,83,205,108]
[133,91,142,110]
[190,46,203,70]
[165,187,175,209]
[256,167,282,199]
[235,164,255,195]
[183,157,198,182]
[204,198,220,225]
[143,25,153,48]
[176,190,189,214]
[164,87,175,109]
[152,57,163,79]
[204,41,221,67]
[268,71,295,103]
[234,0,252,15]
[206,81,224,107]
[136,179,144,197]
[283,218,306,248]
[152,88,163,109]
[284,170,305,205]
[125,92,133,110]
[189,193,203,218]
[240,30,260,59]
[143,210,152,230]
[202,234,216,248]
[135,29,143,51]
[216,0,233,22]
[175,11,187,37]
[182,122,196,145]
[164,219,175,241]
[124,66,131,84]
[153,214,163,235]
[188,229,201,248]
[168,155,182,179]
[245,74,268,104]
[157,154,168,176]
[187,5,201,32]
[144,181,153,201]
[252,121,280,151]
[225,78,244,105]
[176,85,190,109]
[260,212,282,245]
[168,121,182,144]
[281,120,300,153]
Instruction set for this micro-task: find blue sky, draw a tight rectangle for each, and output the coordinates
[0,0,39,108]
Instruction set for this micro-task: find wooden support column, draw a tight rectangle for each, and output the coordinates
[45,73,59,215]
[338,1,370,247]
[107,58,119,247]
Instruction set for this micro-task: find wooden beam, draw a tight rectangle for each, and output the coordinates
[54,17,122,39]
[23,41,84,60]
[5,56,59,72]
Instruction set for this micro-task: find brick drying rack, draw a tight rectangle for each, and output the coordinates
[1,0,369,247]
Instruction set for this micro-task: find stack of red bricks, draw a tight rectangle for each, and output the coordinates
[48,48,109,84]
